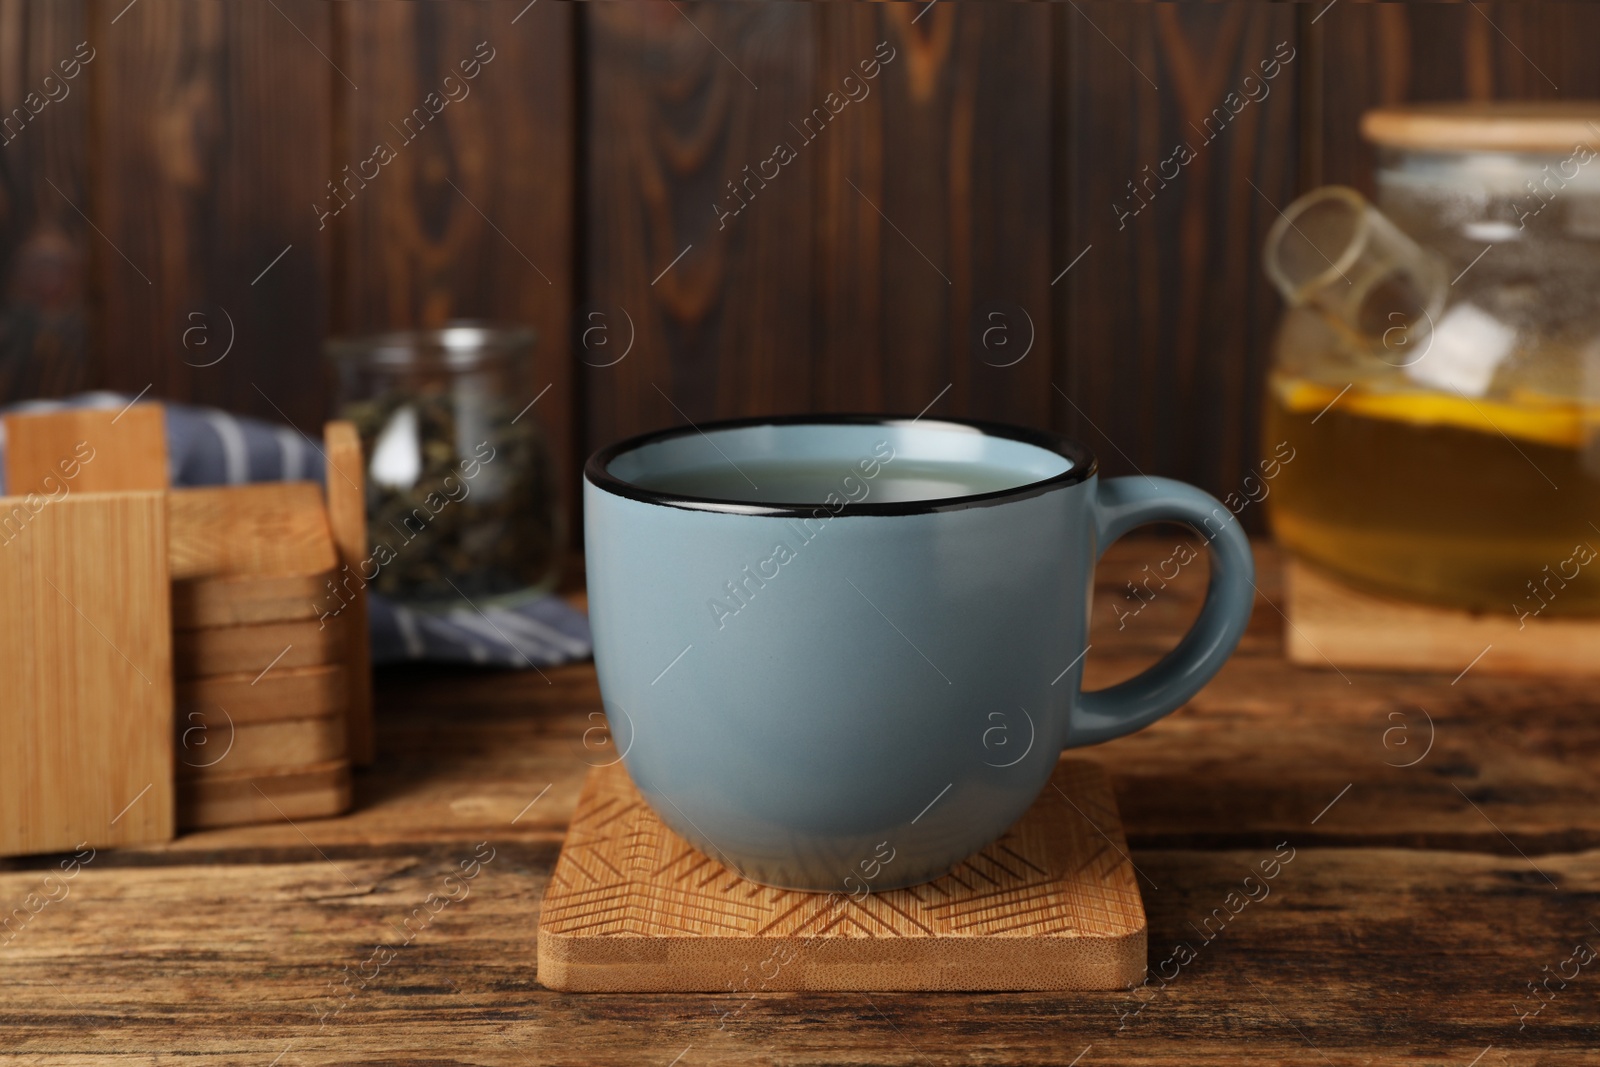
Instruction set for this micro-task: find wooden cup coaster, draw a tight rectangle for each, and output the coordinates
[168,482,338,629]
[174,616,344,679]
[177,758,351,831]
[1284,558,1600,676]
[538,760,1146,993]
[177,664,347,722]
[176,713,347,777]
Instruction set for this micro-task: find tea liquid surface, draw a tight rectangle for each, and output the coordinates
[633,458,1038,505]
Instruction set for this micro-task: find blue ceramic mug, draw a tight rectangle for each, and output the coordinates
[584,416,1253,890]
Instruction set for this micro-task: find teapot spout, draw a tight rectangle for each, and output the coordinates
[1262,185,1447,348]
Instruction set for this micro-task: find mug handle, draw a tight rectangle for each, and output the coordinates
[1069,475,1256,747]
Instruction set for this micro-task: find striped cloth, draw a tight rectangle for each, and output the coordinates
[0,393,592,670]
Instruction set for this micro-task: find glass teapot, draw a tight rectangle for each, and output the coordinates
[1262,103,1600,618]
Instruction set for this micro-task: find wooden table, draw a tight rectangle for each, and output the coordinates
[4,538,1596,1064]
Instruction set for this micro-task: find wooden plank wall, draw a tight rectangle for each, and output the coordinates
[0,0,91,401]
[94,0,331,431]
[336,1,576,525]
[2,1,1599,534]
[1061,3,1299,498]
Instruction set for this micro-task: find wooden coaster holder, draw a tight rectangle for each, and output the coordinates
[0,404,373,854]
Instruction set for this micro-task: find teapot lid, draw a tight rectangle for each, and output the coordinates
[1362,102,1600,153]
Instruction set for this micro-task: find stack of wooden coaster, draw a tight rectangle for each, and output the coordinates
[170,479,356,828]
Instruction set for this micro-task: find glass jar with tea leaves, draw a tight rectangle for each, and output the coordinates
[1262,103,1600,619]
[327,324,560,607]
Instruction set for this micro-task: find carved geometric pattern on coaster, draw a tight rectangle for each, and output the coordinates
[538,759,1147,992]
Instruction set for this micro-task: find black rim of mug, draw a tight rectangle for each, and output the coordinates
[584,413,1099,517]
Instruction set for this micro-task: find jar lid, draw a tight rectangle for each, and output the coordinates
[1361,102,1600,153]
[325,322,536,369]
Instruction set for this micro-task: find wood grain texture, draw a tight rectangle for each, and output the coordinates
[167,482,336,585]
[816,4,1054,426]
[170,583,331,634]
[167,481,338,628]
[1,845,1598,1063]
[171,573,332,630]
[0,0,91,402]
[176,663,346,723]
[583,3,815,453]
[1062,4,1299,525]
[322,420,371,764]
[0,541,1596,1061]
[12,1,1600,561]
[539,760,1144,993]
[2,404,164,494]
[1313,3,1600,195]
[585,3,1053,451]
[92,0,331,430]
[1284,558,1600,677]
[173,616,343,680]
[334,0,576,540]
[0,490,171,856]
[175,757,350,831]
[176,710,345,778]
